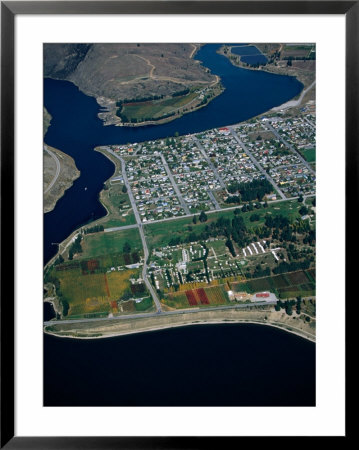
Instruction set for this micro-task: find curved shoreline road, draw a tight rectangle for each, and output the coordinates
[107,149,162,312]
[271,80,316,112]
[44,145,61,194]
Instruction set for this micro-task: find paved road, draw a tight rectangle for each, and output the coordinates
[121,193,314,228]
[104,224,138,233]
[44,145,61,194]
[160,153,190,214]
[263,122,316,176]
[44,300,277,327]
[228,127,287,200]
[192,136,227,190]
[303,117,315,130]
[206,188,221,210]
[106,150,162,312]
[271,80,316,112]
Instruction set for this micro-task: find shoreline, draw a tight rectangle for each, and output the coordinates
[44,144,81,213]
[101,81,224,128]
[218,44,313,86]
[217,45,314,112]
[270,80,315,112]
[44,297,61,317]
[44,316,315,343]
[44,148,116,271]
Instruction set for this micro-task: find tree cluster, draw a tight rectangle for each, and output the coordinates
[227,178,273,202]
[68,235,83,260]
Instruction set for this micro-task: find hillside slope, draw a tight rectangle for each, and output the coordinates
[44,43,220,125]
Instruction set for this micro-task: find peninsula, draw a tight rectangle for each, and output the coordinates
[44,43,224,126]
[43,108,80,213]
[44,105,316,342]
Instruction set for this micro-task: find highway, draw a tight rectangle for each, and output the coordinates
[160,153,190,214]
[106,150,162,312]
[228,127,287,200]
[44,145,61,194]
[44,300,277,327]
[263,122,316,176]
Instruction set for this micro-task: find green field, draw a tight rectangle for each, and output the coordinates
[301,147,316,163]
[81,228,142,260]
[145,199,304,248]
[121,92,199,121]
[134,297,154,311]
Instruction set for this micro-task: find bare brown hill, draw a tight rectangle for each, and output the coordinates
[44,44,219,125]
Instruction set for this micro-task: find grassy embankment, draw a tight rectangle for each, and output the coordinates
[93,148,136,227]
[44,306,316,342]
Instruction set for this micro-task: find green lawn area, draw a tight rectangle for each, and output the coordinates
[121,92,198,121]
[301,147,316,163]
[81,228,142,260]
[134,297,154,311]
[145,199,304,248]
[208,239,228,256]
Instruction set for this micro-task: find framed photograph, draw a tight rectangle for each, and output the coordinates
[1,1,352,446]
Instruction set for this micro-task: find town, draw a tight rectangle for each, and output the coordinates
[100,111,315,222]
[44,107,316,338]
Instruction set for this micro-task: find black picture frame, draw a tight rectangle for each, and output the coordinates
[1,1,353,447]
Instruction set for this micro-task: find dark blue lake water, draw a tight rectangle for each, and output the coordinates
[43,44,313,407]
[44,323,315,406]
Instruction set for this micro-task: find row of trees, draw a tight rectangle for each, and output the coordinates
[83,224,104,234]
[284,55,315,61]
[116,88,190,107]
[116,94,165,107]
[116,109,176,124]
